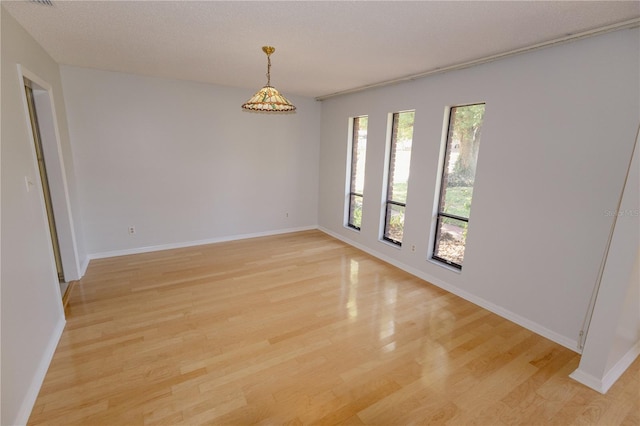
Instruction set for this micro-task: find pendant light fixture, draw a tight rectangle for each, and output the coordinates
[242,46,296,112]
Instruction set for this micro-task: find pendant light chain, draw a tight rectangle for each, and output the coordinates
[266,53,271,87]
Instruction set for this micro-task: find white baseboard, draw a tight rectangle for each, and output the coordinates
[88,226,318,260]
[319,226,580,353]
[569,369,604,393]
[571,339,640,393]
[13,316,66,426]
[601,340,640,392]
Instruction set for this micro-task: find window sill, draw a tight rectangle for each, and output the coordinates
[427,258,462,274]
[379,239,402,250]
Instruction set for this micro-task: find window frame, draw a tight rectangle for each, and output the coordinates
[432,103,485,269]
[382,110,414,246]
[346,115,368,230]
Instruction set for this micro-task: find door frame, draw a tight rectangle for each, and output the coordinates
[17,65,82,283]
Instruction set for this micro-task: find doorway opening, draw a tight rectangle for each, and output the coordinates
[20,68,81,304]
[24,79,66,289]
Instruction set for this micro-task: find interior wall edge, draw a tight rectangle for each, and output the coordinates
[79,256,90,277]
[12,316,66,426]
[598,341,640,393]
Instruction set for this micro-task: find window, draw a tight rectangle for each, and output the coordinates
[383,111,414,245]
[347,116,368,230]
[433,103,485,269]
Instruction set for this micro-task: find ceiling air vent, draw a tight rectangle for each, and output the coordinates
[30,0,54,6]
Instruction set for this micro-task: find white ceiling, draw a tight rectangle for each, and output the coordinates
[4,1,640,99]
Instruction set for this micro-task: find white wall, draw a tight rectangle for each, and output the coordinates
[571,134,639,392]
[607,254,639,371]
[318,28,639,351]
[60,66,321,256]
[1,8,84,425]
[602,140,639,376]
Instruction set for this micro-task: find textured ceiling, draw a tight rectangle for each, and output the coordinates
[3,1,640,99]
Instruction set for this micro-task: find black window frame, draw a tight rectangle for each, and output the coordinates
[382,111,414,246]
[347,116,368,230]
[432,103,485,269]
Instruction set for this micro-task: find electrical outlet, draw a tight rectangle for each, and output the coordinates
[285,212,289,218]
[128,226,136,235]
[411,245,416,252]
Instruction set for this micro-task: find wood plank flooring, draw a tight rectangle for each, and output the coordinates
[28,230,639,425]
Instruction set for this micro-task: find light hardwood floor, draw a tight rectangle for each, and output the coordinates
[29,230,639,425]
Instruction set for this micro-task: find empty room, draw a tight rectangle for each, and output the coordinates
[1,1,639,425]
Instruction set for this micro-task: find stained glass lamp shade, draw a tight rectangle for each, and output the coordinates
[242,46,296,112]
